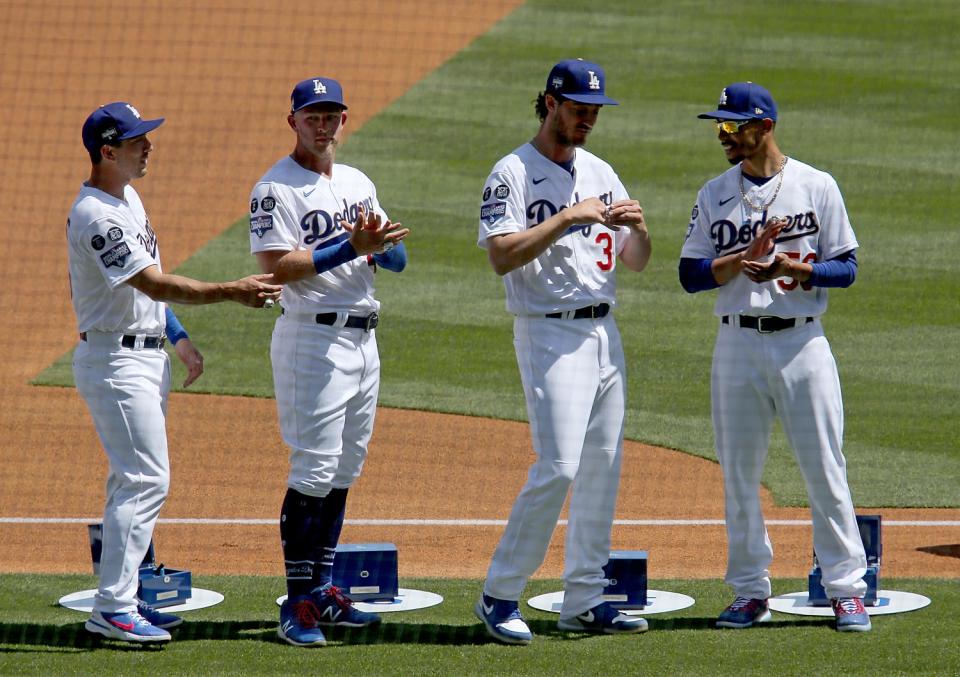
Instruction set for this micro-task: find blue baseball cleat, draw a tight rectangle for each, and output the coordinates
[137,599,183,629]
[474,593,533,645]
[278,595,327,647]
[716,597,772,628]
[558,601,648,634]
[312,583,382,628]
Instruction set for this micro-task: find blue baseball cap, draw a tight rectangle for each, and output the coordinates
[291,77,348,112]
[82,102,164,154]
[698,82,777,121]
[545,59,618,105]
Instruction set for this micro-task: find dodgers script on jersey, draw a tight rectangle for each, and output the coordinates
[477,144,629,315]
[66,184,164,334]
[681,158,858,318]
[249,156,387,313]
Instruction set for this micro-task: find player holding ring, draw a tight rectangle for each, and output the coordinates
[679,82,871,633]
[474,59,652,645]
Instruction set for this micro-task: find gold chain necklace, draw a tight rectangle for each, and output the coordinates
[739,156,788,213]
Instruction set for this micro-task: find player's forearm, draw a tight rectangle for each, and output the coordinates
[618,227,651,272]
[132,272,239,305]
[487,213,575,275]
[711,251,747,285]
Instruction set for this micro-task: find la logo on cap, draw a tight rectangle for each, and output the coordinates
[588,71,600,90]
[313,79,327,95]
[125,104,142,119]
[719,88,728,105]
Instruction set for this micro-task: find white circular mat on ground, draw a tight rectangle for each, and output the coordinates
[59,588,224,613]
[768,590,931,616]
[276,588,443,613]
[527,589,695,615]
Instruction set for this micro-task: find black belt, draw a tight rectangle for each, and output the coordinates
[723,315,813,333]
[121,335,166,349]
[546,303,610,320]
[80,332,165,349]
[283,308,379,332]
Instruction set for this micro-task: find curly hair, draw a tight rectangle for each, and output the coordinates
[534,91,566,122]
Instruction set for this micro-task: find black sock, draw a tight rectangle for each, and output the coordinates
[280,488,325,599]
[311,487,348,591]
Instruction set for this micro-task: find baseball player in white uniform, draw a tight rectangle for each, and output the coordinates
[474,59,652,645]
[69,102,280,643]
[250,77,409,648]
[679,82,871,632]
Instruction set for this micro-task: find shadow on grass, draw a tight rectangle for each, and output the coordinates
[0,615,828,651]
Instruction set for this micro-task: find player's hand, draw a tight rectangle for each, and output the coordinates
[743,216,786,262]
[230,273,282,307]
[604,199,647,234]
[173,338,204,388]
[341,205,410,256]
[743,252,794,282]
[563,197,608,228]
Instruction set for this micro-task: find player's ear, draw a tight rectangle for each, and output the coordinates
[287,113,297,131]
[100,145,115,163]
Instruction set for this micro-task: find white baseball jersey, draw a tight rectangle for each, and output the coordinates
[249,156,386,314]
[477,143,630,315]
[681,158,858,317]
[66,183,164,334]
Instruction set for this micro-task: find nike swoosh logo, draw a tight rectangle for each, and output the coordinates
[719,195,737,206]
[579,610,594,623]
[110,619,135,631]
[303,186,318,197]
[482,601,495,615]
[532,177,548,185]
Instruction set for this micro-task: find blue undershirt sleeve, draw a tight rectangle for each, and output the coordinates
[679,257,720,293]
[807,250,857,288]
[372,242,407,272]
[312,240,358,274]
[164,306,189,345]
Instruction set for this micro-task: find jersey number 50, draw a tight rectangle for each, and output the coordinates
[779,252,817,291]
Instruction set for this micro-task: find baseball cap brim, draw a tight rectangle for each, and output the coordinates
[697,110,755,121]
[564,93,619,105]
[292,100,348,113]
[117,117,165,140]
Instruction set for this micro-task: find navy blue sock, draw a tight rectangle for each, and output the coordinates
[311,487,348,591]
[280,488,325,599]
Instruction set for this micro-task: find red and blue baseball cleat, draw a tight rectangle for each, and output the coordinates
[312,583,382,628]
[716,596,772,628]
[85,609,171,642]
[558,601,649,634]
[832,597,872,632]
[278,595,327,647]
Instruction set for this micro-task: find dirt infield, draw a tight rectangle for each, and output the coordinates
[1,0,958,584]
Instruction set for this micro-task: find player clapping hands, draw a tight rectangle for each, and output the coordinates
[340,204,409,255]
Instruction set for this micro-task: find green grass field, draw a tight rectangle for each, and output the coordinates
[34,0,960,508]
[0,574,956,675]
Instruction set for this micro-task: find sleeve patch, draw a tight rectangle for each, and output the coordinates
[107,226,123,242]
[91,234,106,251]
[100,242,131,268]
[250,214,274,238]
[494,184,510,199]
[480,202,507,222]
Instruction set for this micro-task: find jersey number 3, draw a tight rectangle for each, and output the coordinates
[595,232,614,271]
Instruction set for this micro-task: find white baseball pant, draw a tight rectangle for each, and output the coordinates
[73,332,171,614]
[271,314,380,498]
[484,314,626,617]
[712,318,867,600]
